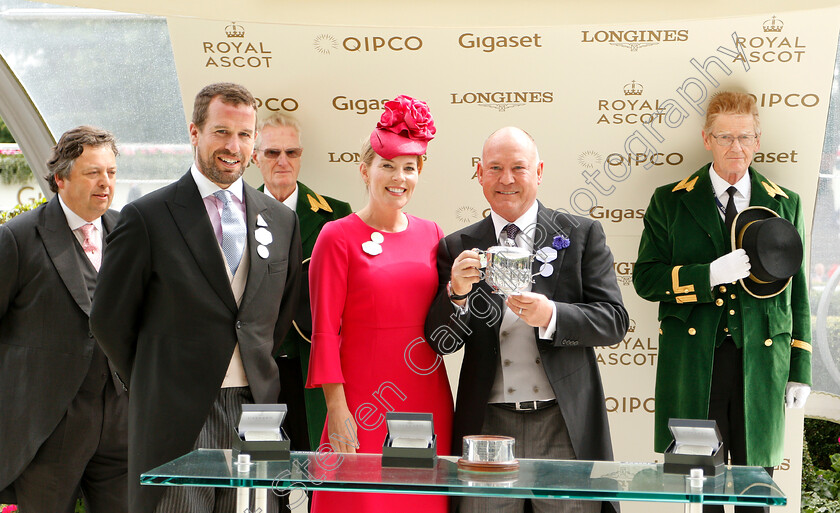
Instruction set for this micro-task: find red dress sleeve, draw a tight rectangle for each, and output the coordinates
[305,220,349,387]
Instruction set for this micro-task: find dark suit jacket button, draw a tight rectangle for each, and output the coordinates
[236,321,242,329]
[88,331,94,338]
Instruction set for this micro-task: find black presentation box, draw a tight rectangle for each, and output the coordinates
[663,418,725,476]
[382,412,437,469]
[231,404,291,461]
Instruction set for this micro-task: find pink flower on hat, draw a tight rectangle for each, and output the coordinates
[377,95,436,142]
[370,95,436,160]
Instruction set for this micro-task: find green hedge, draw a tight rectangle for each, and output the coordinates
[0,197,45,224]
[0,154,33,185]
[804,419,840,512]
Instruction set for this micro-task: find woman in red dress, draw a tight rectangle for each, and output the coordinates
[306,96,454,513]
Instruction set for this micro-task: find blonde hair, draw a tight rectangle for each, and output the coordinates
[704,92,761,135]
[256,112,302,147]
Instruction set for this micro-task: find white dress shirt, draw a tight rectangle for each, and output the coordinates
[709,164,751,221]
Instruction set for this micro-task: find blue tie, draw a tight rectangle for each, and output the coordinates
[213,190,247,275]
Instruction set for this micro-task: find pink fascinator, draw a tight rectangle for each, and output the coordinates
[370,95,436,160]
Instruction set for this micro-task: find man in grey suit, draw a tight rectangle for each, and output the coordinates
[0,126,127,512]
[424,127,627,513]
[90,82,301,513]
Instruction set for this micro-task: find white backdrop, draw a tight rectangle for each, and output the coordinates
[41,1,840,510]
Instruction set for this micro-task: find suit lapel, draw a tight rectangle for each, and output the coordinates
[747,168,781,211]
[679,166,727,255]
[296,182,331,250]
[167,172,237,314]
[240,185,270,311]
[101,209,118,246]
[532,203,568,299]
[38,197,92,315]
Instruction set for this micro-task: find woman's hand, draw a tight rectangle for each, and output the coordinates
[323,383,359,453]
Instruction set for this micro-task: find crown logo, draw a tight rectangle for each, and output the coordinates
[225,22,245,38]
[763,16,783,33]
[624,80,643,96]
[627,319,636,333]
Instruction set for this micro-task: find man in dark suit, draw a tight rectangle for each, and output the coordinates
[90,83,301,513]
[425,127,627,513]
[253,112,352,454]
[0,126,127,512]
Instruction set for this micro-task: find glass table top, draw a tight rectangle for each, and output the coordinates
[140,450,786,506]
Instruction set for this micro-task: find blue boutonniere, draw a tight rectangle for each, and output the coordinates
[552,235,570,251]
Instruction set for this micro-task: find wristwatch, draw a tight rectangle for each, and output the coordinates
[447,281,470,300]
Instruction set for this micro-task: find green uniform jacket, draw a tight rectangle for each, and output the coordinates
[633,164,811,467]
[260,181,352,449]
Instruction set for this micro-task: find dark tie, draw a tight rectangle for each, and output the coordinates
[503,223,520,247]
[724,186,738,233]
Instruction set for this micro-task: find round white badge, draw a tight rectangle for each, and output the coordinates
[255,227,273,246]
[362,240,382,256]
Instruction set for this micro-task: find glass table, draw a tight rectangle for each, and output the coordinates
[141,450,785,513]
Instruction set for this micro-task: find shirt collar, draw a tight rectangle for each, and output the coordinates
[190,163,244,202]
[263,182,298,211]
[709,163,751,200]
[57,194,102,232]
[489,201,539,243]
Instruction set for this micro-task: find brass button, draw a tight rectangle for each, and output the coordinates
[688,328,697,335]
[666,291,671,295]
[729,309,735,315]
[719,286,727,293]
[730,294,736,300]
[659,328,663,335]
[724,327,729,332]
[764,339,773,347]
[715,298,723,306]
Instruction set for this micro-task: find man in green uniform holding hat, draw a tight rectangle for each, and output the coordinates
[253,113,352,453]
[634,91,811,513]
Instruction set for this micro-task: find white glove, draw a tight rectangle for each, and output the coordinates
[785,382,811,408]
[709,249,751,286]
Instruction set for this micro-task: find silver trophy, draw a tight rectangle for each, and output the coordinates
[476,246,536,298]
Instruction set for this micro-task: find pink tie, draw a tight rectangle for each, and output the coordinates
[79,223,101,271]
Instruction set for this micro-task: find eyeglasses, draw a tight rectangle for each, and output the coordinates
[710,134,759,147]
[257,148,303,160]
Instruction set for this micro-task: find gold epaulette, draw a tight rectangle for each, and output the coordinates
[761,179,789,199]
[672,176,698,193]
[307,192,334,213]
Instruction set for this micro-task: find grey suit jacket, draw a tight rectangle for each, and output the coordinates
[0,197,121,499]
[424,202,627,513]
[90,171,301,513]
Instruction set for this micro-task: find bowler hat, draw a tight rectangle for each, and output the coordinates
[730,206,803,299]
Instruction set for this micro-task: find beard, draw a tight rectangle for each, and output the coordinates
[196,149,246,186]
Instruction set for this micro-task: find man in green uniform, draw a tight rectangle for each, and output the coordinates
[253,113,352,452]
[634,92,811,513]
